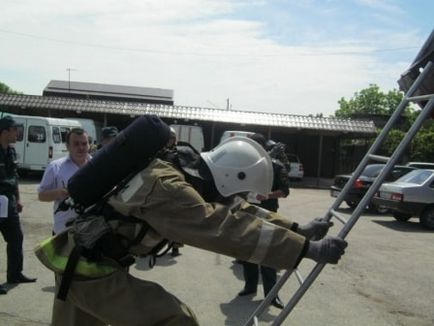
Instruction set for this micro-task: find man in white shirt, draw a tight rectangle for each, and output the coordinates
[37,128,91,234]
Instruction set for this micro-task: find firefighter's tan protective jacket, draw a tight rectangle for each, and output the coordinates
[35,159,307,277]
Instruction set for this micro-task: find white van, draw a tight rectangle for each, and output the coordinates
[6,114,82,172]
[170,124,204,153]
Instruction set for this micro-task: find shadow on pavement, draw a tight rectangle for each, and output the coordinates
[134,254,177,271]
[229,260,244,281]
[18,172,44,184]
[42,285,55,293]
[371,219,432,233]
[1,282,18,293]
[220,295,277,326]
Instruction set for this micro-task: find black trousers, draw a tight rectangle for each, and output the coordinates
[0,211,24,280]
[241,261,277,297]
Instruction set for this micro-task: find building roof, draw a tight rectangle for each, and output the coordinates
[0,93,376,134]
[43,80,174,104]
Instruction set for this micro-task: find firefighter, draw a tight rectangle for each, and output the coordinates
[35,136,346,326]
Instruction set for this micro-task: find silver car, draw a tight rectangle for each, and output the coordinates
[373,169,434,230]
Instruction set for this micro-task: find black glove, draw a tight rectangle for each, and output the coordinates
[297,218,333,240]
[305,236,347,264]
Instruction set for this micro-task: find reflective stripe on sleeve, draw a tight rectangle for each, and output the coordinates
[254,206,270,220]
[229,196,244,212]
[248,221,276,264]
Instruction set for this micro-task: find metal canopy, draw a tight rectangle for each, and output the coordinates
[0,93,376,135]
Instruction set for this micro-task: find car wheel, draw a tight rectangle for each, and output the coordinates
[370,204,389,214]
[393,212,412,222]
[420,206,434,230]
[345,200,359,209]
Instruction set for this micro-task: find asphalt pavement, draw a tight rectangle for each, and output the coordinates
[0,175,433,326]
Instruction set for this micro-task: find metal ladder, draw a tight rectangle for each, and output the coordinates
[243,48,434,326]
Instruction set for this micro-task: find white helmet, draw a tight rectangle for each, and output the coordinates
[200,137,273,197]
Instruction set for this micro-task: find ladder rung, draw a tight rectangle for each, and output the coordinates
[330,209,348,225]
[294,268,305,285]
[368,154,390,163]
[407,94,434,102]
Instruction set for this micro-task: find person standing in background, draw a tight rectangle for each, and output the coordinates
[238,133,291,309]
[37,128,91,234]
[166,127,184,257]
[98,126,119,149]
[0,116,36,294]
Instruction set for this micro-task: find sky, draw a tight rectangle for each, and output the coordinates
[0,0,432,117]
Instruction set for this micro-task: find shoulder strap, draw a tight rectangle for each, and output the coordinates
[56,245,83,301]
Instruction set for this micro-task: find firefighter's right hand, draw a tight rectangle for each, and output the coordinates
[305,236,347,264]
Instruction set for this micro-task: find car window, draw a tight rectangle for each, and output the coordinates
[397,169,434,185]
[60,127,70,143]
[388,167,413,181]
[361,164,384,177]
[28,126,46,143]
[52,127,61,143]
[16,125,24,142]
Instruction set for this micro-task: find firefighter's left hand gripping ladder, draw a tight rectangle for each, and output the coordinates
[243,30,434,326]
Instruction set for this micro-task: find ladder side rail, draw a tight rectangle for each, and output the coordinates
[271,263,326,326]
[325,91,407,217]
[243,269,294,326]
[338,93,434,239]
[242,60,434,326]
[271,94,434,326]
[270,61,434,326]
[327,96,408,212]
[325,60,434,219]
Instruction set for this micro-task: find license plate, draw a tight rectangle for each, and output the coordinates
[378,192,391,199]
[331,190,340,197]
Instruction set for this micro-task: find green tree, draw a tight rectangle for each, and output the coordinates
[378,128,405,157]
[411,128,434,162]
[335,84,412,119]
[334,84,434,163]
[0,81,20,94]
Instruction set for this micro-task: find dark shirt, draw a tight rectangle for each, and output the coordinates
[259,159,290,212]
[0,146,19,212]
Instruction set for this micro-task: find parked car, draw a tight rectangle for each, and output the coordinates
[372,169,434,230]
[406,161,434,169]
[330,164,415,213]
[287,153,304,180]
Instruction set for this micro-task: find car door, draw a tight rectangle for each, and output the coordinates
[24,120,48,169]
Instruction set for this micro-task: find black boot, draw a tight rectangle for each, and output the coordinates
[270,297,284,309]
[238,288,257,296]
[171,248,180,257]
[7,274,37,284]
[0,284,7,295]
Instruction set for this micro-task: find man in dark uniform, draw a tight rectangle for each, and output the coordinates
[237,133,291,308]
[0,116,36,295]
[98,126,119,149]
